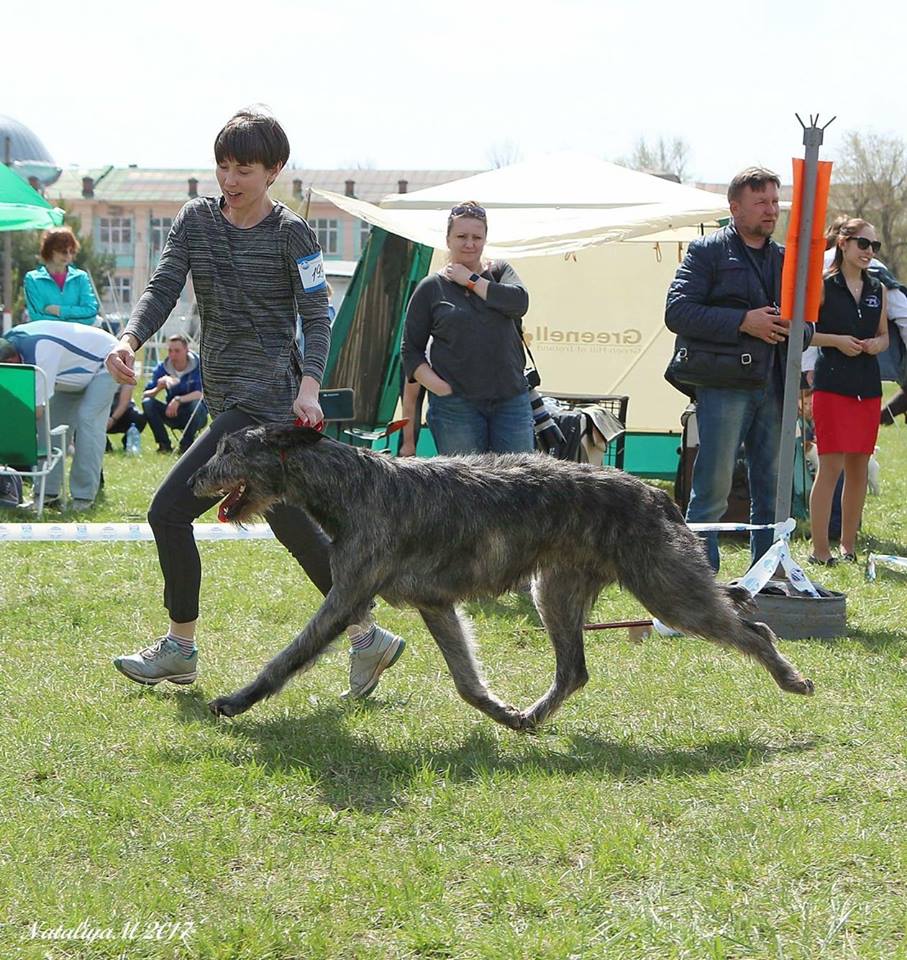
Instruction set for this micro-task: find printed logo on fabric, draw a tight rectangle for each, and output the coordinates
[864,295,881,308]
[297,252,327,293]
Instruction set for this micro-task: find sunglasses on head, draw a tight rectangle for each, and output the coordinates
[848,236,881,253]
[450,204,486,219]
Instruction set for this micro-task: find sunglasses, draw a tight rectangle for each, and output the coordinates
[848,236,881,253]
[450,204,486,219]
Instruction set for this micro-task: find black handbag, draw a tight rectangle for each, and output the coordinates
[666,339,769,392]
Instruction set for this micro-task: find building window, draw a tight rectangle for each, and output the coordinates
[357,220,371,255]
[104,276,133,311]
[150,216,173,258]
[313,218,340,256]
[98,217,133,253]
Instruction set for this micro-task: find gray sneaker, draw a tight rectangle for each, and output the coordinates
[113,637,198,686]
[342,627,405,699]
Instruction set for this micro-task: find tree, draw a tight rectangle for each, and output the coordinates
[620,136,691,182]
[831,130,907,278]
[486,139,523,169]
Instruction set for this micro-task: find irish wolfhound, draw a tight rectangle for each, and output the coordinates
[191,426,814,730]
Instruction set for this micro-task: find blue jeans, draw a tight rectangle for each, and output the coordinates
[47,372,118,501]
[142,397,209,451]
[427,391,535,455]
[686,384,781,572]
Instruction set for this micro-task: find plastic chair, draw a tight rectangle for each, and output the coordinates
[0,364,69,516]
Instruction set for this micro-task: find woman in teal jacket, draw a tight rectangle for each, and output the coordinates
[24,226,99,324]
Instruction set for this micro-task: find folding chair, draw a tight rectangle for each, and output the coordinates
[317,389,404,451]
[0,364,69,517]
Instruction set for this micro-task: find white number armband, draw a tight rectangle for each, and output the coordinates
[297,251,327,293]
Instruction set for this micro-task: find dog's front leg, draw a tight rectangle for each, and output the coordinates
[418,606,524,731]
[209,591,372,718]
[520,571,594,730]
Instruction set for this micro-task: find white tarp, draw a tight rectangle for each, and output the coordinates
[315,154,729,431]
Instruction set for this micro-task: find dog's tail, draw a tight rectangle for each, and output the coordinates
[615,522,814,696]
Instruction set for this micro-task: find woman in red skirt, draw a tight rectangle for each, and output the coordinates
[809,218,889,564]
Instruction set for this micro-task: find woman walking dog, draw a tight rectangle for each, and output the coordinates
[106,106,404,697]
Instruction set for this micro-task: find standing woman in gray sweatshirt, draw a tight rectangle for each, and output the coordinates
[105,107,404,697]
[401,202,534,455]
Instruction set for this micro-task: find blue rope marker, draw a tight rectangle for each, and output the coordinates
[0,522,275,542]
[866,553,907,581]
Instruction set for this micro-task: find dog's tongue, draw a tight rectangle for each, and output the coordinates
[217,488,243,523]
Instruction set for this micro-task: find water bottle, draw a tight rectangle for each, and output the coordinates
[125,423,141,456]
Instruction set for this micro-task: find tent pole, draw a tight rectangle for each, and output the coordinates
[774,114,833,523]
[2,136,12,333]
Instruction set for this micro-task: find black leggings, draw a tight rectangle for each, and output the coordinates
[147,408,333,622]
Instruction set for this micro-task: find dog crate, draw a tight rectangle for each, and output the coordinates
[546,393,629,469]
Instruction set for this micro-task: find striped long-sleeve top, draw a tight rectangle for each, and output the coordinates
[123,197,331,423]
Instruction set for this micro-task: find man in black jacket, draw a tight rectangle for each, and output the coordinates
[665,167,811,572]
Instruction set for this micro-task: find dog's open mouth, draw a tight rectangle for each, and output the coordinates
[217,482,247,523]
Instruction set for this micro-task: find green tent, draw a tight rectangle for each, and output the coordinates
[0,162,64,231]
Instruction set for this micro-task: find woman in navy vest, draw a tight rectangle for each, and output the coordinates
[808,218,888,564]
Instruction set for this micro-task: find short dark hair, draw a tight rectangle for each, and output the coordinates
[40,226,80,261]
[727,167,781,203]
[0,338,20,363]
[214,106,290,170]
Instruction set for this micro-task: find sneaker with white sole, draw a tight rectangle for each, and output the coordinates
[113,637,198,686]
[342,627,405,699]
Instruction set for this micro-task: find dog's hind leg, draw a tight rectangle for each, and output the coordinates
[209,590,374,718]
[519,569,598,730]
[418,606,523,730]
[619,542,814,696]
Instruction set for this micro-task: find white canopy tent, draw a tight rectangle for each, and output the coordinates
[315,153,730,434]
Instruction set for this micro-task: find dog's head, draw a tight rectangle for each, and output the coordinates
[190,424,325,524]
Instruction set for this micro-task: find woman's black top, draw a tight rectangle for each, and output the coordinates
[401,261,529,403]
[813,272,884,399]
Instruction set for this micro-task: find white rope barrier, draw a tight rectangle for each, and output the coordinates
[0,522,275,543]
[866,553,907,581]
[652,517,819,637]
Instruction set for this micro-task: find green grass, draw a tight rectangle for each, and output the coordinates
[1,433,907,959]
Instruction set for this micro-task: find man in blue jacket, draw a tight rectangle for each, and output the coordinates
[141,333,207,454]
[665,167,812,572]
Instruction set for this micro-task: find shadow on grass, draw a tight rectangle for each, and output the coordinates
[463,592,542,625]
[161,693,817,812]
[863,534,907,558]
[819,627,907,654]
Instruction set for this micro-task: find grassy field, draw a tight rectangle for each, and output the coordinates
[1,427,906,959]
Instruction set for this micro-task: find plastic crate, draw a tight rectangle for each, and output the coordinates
[546,393,629,469]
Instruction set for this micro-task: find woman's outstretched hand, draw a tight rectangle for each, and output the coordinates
[106,340,137,385]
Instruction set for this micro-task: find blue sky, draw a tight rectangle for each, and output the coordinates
[5,0,903,182]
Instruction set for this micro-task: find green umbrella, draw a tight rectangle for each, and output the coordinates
[0,161,64,231]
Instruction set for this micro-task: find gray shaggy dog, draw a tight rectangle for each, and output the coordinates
[191,425,814,730]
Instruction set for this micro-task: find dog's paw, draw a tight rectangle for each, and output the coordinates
[788,675,815,696]
[515,708,545,733]
[208,695,247,718]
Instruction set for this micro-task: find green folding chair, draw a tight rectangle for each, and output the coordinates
[0,364,69,517]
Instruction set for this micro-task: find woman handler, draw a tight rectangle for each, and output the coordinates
[106,107,404,697]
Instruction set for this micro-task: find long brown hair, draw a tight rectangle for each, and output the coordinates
[826,218,874,276]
